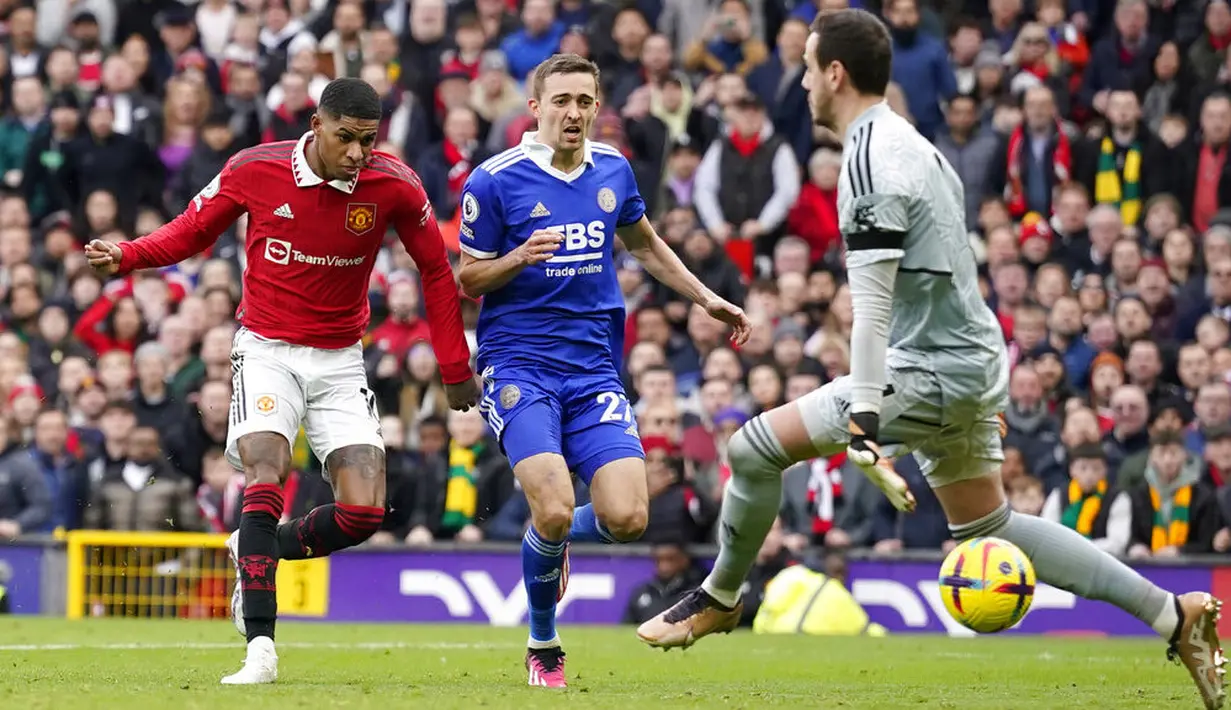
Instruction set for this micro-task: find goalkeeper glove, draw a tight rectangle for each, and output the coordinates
[846,410,917,513]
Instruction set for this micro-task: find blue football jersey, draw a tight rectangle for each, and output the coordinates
[459,132,647,374]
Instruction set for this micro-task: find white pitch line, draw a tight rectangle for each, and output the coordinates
[0,641,521,652]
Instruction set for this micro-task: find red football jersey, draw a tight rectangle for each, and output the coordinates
[117,135,472,384]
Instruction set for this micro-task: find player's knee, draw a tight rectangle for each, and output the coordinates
[531,501,574,541]
[727,426,780,481]
[599,505,647,542]
[237,433,291,486]
[326,445,387,508]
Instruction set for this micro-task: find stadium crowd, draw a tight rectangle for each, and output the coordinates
[0,0,1227,577]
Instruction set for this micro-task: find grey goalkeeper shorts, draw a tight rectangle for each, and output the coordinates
[795,347,1010,488]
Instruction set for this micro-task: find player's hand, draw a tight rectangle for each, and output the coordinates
[847,410,917,513]
[445,376,480,411]
[703,296,751,346]
[516,230,563,265]
[85,239,123,276]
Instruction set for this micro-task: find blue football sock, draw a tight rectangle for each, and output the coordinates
[522,525,567,644]
[568,503,618,543]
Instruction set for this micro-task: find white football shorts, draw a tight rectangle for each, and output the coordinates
[795,348,1009,488]
[225,327,384,477]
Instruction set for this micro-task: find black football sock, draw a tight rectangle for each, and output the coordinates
[276,503,384,560]
[238,482,283,643]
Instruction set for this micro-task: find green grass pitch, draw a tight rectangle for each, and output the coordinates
[0,618,1206,709]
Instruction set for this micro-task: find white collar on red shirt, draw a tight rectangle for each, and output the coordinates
[291,132,359,194]
[519,131,595,183]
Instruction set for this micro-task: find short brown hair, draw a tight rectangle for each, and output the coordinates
[810,9,892,96]
[531,53,601,100]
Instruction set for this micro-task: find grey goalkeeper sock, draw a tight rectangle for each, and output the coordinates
[952,503,1173,635]
[702,416,793,608]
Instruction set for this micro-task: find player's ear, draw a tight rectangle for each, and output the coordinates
[309,112,322,135]
[528,97,540,119]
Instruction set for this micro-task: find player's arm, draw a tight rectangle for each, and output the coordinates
[844,189,908,465]
[454,168,561,298]
[615,155,751,343]
[86,163,245,276]
[391,180,477,399]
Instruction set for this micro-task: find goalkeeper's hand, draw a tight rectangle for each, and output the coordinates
[847,410,917,513]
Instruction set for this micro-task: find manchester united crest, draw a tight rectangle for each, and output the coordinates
[500,384,521,409]
[256,394,277,415]
[346,203,377,235]
[597,187,617,214]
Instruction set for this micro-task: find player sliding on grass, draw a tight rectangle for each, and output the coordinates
[635,9,1226,709]
[86,77,478,686]
[456,54,750,688]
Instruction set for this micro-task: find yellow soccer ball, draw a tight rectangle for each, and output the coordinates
[938,537,1036,634]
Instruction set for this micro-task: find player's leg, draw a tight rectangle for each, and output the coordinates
[284,348,387,560]
[483,375,572,688]
[221,333,307,685]
[929,430,1226,709]
[569,456,648,542]
[276,445,386,558]
[564,385,648,544]
[636,384,839,648]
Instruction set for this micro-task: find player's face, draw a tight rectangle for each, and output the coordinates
[311,112,380,181]
[801,33,836,128]
[531,72,599,152]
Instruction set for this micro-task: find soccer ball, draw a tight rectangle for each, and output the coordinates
[937,537,1036,634]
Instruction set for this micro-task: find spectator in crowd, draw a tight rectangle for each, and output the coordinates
[1118,398,1192,490]
[622,542,707,625]
[1188,0,1231,86]
[1104,383,1152,475]
[84,424,199,531]
[28,408,87,532]
[1041,443,1130,555]
[1187,380,1231,453]
[988,85,1077,220]
[935,93,999,229]
[694,93,799,265]
[500,0,565,82]
[423,408,513,543]
[1127,429,1223,557]
[1004,361,1063,480]
[746,17,810,165]
[0,416,50,540]
[1083,0,1159,112]
[682,0,769,77]
[1177,92,1231,235]
[884,0,956,141]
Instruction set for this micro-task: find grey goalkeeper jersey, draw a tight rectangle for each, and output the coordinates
[837,103,1008,420]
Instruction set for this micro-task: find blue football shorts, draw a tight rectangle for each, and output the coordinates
[478,364,645,484]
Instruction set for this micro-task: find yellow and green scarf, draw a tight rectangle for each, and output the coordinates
[1149,484,1191,552]
[442,440,483,530]
[1061,478,1107,538]
[1094,136,1142,225]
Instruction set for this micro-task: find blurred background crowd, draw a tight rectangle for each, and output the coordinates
[0,0,1229,602]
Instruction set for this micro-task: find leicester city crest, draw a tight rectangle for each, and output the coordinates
[500,384,521,409]
[597,187,617,214]
[462,192,480,223]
